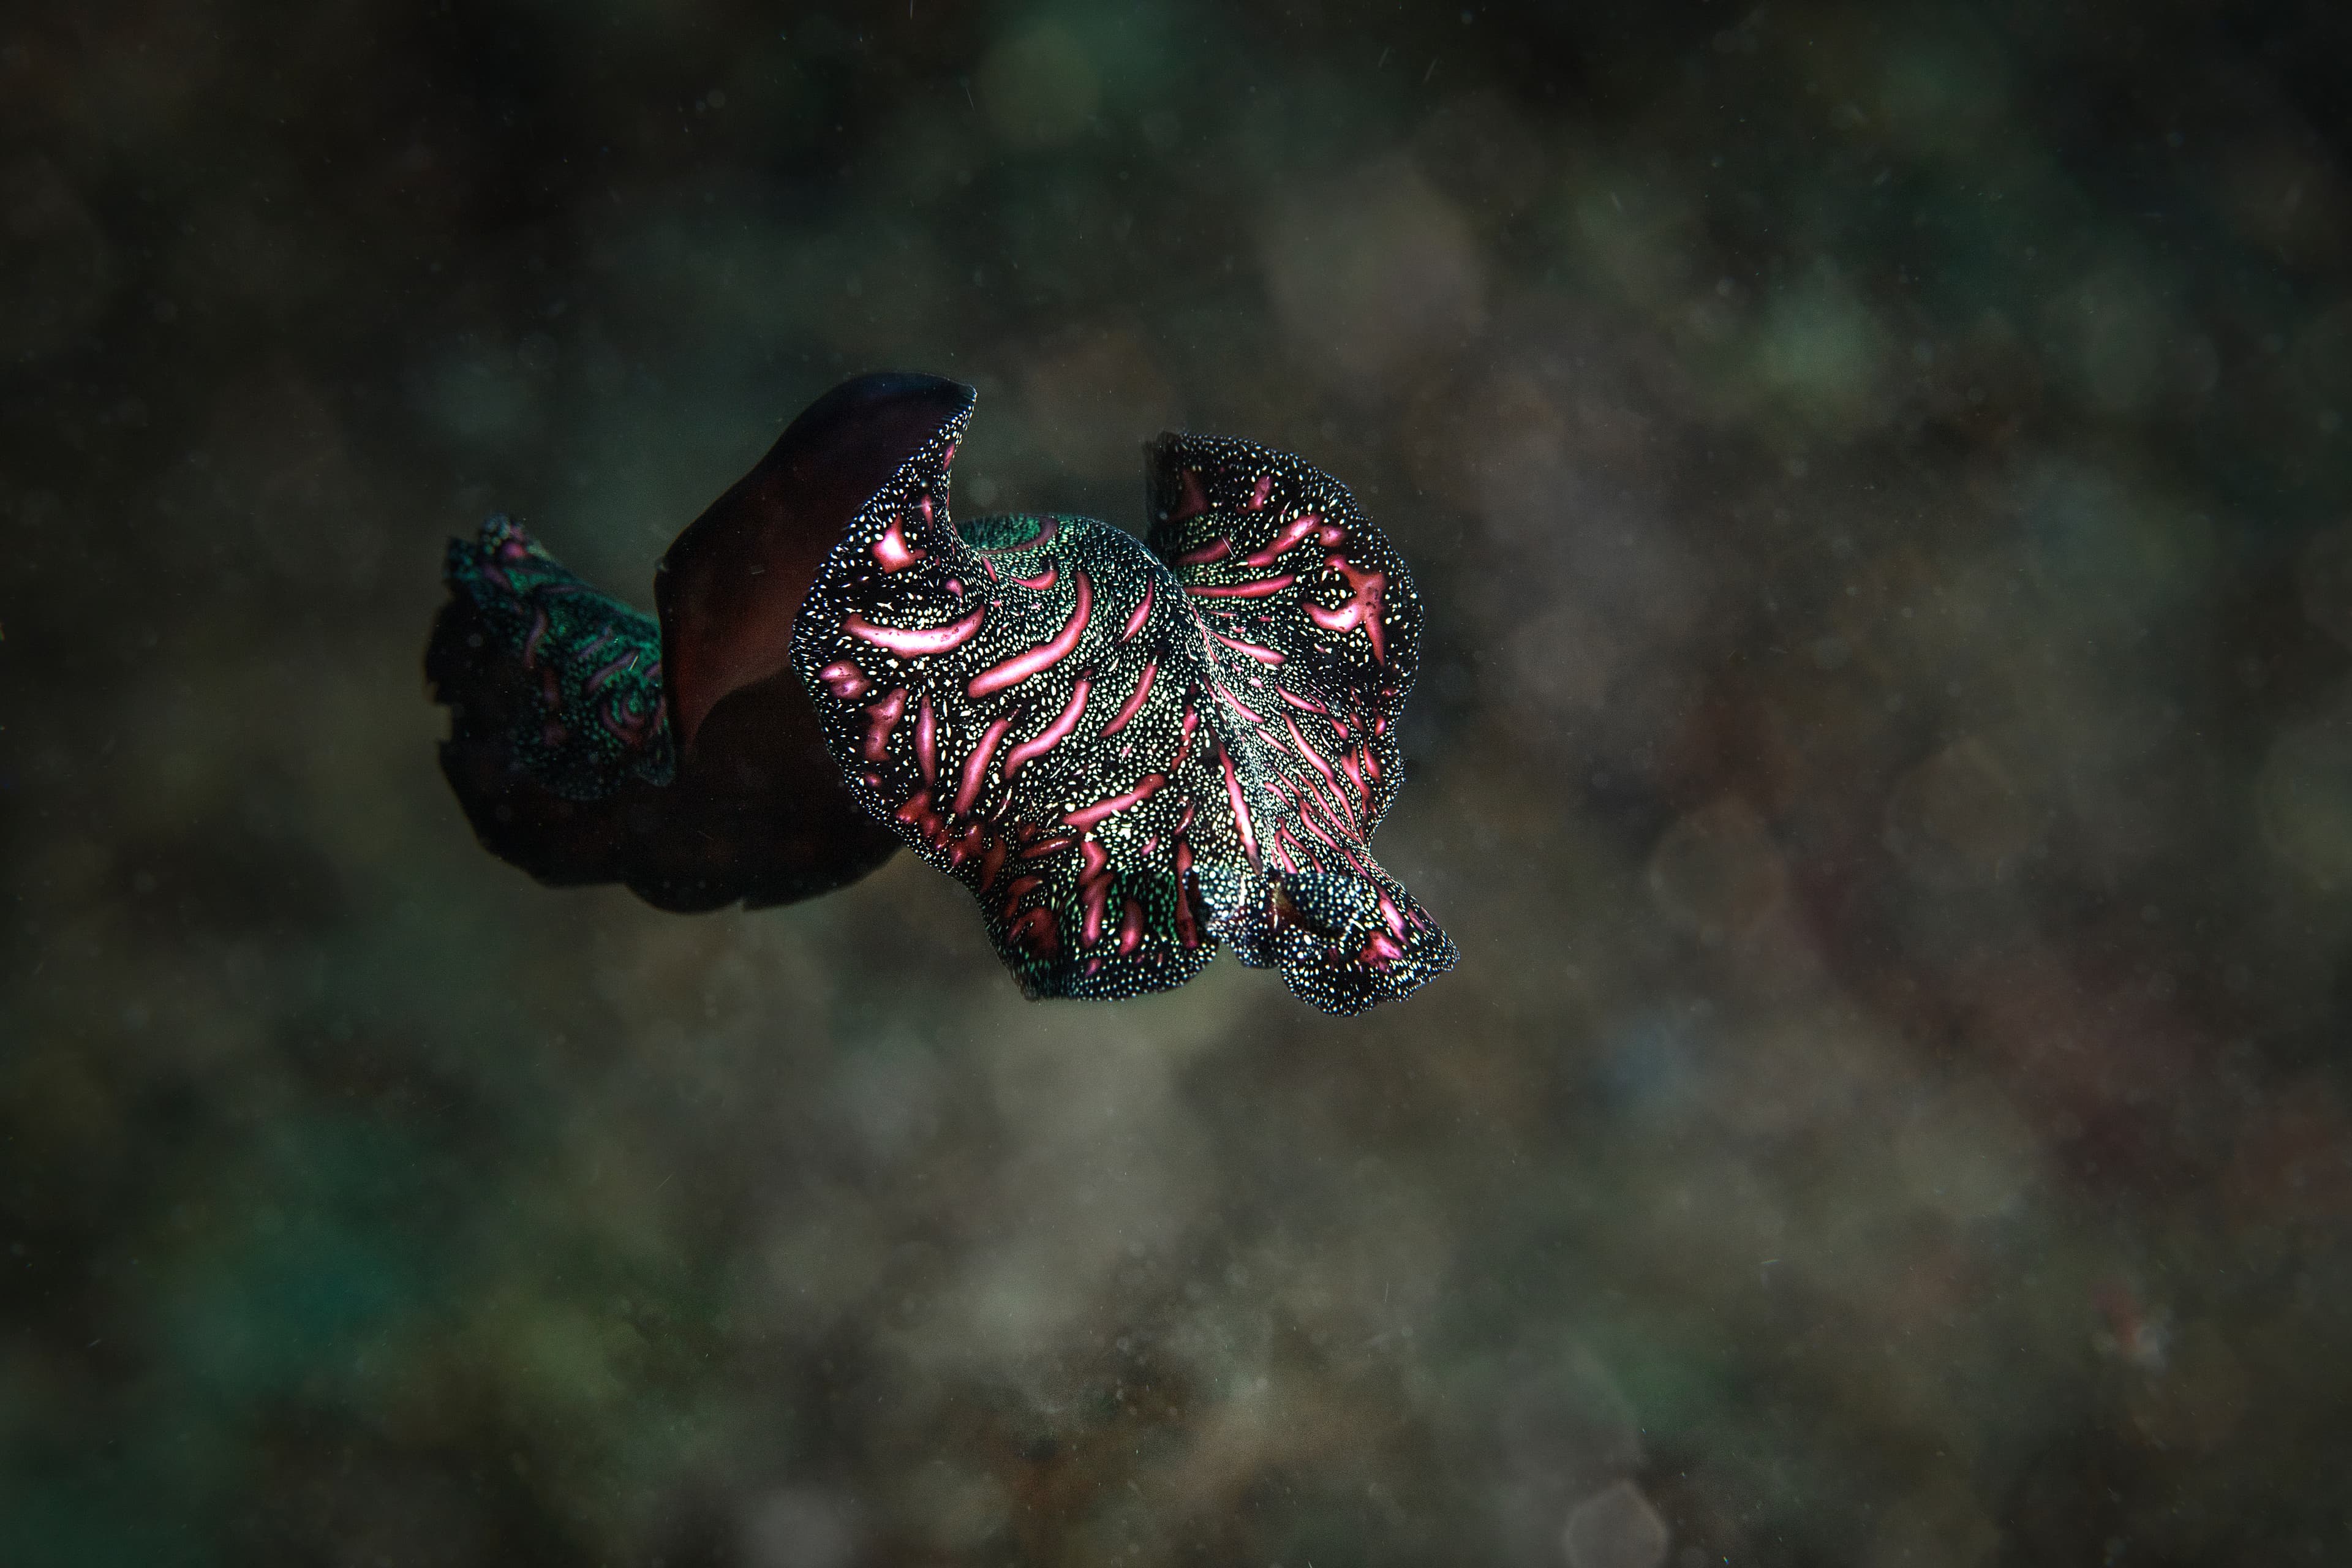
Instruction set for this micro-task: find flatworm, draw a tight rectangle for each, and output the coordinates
[428,371,1456,1013]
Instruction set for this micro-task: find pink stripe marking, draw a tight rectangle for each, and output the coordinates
[895,789,941,842]
[998,873,1043,916]
[873,514,924,571]
[1311,768,1361,835]
[1267,767,1346,844]
[1205,625,1284,665]
[862,689,906,761]
[1010,562,1057,591]
[968,572,1091,698]
[1002,677,1091,778]
[1317,777,1366,841]
[1292,796,1344,852]
[1303,557,1388,662]
[1169,467,1210,524]
[1100,661,1157,737]
[820,661,871,699]
[1005,907,1058,957]
[1219,749,1259,869]
[1273,686,1326,714]
[1267,833,1299,874]
[1336,748,1372,809]
[1284,712,1340,791]
[586,650,637,692]
[1212,682,1268,726]
[1170,706,1200,771]
[1286,761,1353,835]
[1174,537,1231,567]
[846,607,986,658]
[1279,719,1354,842]
[1062,772,1165,832]
[1246,474,1273,510]
[1117,899,1144,955]
[914,695,937,783]
[1186,575,1295,600]
[1359,743,1380,782]
[1243,513,1322,567]
[1020,834,1076,860]
[1078,842,1112,949]
[954,714,1016,815]
[1121,581,1154,642]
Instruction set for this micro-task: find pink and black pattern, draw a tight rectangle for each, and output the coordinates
[791,392,1456,1014]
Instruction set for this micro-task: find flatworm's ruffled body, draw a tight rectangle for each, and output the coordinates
[791,390,1457,1014]
[428,370,1455,1012]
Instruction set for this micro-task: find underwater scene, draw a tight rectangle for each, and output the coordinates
[6,2,2351,1563]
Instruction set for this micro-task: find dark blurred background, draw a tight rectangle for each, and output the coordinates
[7,1,2352,1563]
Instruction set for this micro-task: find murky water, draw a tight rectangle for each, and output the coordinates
[7,4,2350,1563]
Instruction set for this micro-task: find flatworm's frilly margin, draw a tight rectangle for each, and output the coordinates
[790,387,1457,1015]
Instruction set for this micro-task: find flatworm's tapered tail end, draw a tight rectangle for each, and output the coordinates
[428,620,631,894]
[426,516,674,894]
[1267,867,1458,1016]
[430,515,903,913]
